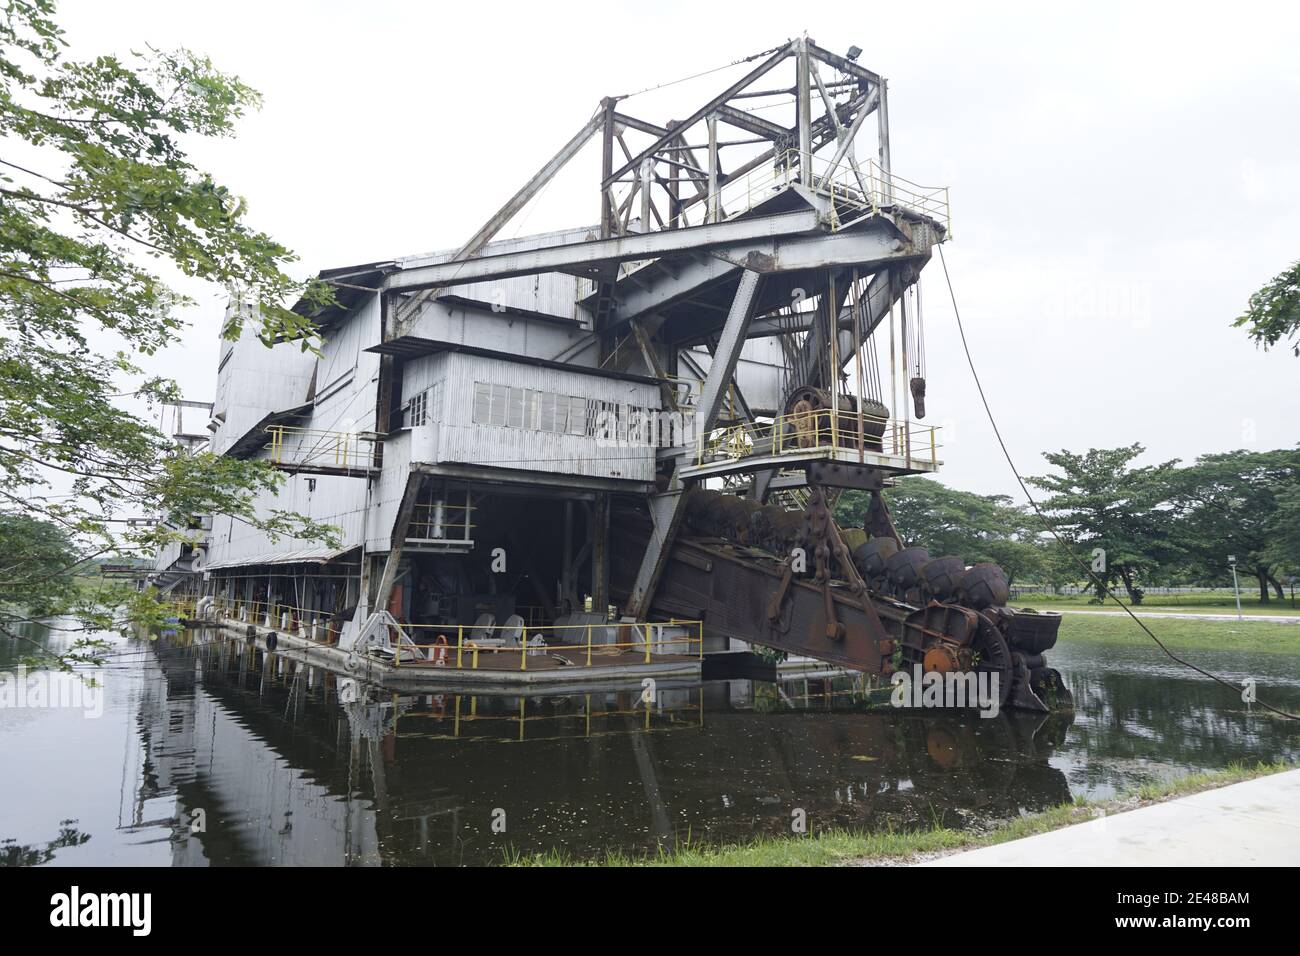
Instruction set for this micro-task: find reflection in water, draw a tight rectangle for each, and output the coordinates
[1,623,1297,865]
[1,822,91,867]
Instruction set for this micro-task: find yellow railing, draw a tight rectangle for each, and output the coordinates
[265,424,380,472]
[698,407,941,469]
[406,497,475,541]
[174,597,705,672]
[393,619,705,671]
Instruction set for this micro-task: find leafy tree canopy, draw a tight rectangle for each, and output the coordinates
[1234,260,1300,357]
[1168,448,1300,600]
[0,0,337,666]
[1027,444,1183,603]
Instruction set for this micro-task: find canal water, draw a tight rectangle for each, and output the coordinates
[2,621,1297,866]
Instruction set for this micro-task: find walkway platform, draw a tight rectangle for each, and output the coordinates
[924,769,1300,867]
[210,616,702,694]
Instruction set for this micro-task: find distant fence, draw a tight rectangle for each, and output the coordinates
[1009,585,1248,599]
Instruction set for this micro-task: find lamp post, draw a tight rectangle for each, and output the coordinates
[1228,555,1242,620]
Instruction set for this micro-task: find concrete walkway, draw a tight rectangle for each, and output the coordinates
[923,770,1300,866]
[1059,609,1300,624]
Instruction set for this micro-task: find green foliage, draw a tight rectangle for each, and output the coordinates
[1263,484,1300,580]
[834,445,1300,603]
[1234,260,1300,357]
[1028,444,1183,603]
[1168,449,1300,599]
[0,511,75,615]
[0,1,338,666]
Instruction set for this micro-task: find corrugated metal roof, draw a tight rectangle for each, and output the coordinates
[205,545,359,571]
[222,402,314,460]
[366,337,662,385]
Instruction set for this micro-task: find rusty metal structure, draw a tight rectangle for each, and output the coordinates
[164,36,1068,711]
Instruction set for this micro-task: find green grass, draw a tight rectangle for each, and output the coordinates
[508,760,1293,867]
[1015,590,1299,617]
[1051,609,1300,654]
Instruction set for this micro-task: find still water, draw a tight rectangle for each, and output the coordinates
[2,621,1298,866]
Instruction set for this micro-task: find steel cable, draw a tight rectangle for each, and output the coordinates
[936,243,1299,721]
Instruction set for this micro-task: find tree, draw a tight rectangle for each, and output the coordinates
[0,512,76,616]
[1234,260,1300,357]
[1028,444,1182,604]
[1262,484,1300,583]
[1,1,337,668]
[1168,449,1300,602]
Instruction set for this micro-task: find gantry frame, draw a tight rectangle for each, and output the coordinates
[368,37,947,622]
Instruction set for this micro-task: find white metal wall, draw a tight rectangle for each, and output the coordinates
[210,302,317,456]
[403,352,660,482]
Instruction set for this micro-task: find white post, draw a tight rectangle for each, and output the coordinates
[1229,555,1242,620]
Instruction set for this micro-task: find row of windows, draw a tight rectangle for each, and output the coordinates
[469,382,662,443]
[472,382,590,435]
[409,380,654,441]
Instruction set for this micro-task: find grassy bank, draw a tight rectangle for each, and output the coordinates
[510,760,1293,867]
[1015,591,1299,617]
[1050,610,1300,654]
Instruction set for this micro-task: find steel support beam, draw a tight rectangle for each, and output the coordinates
[371,471,425,618]
[604,43,793,189]
[395,109,606,333]
[384,209,822,291]
[694,269,762,433]
[626,270,762,619]
[796,37,813,185]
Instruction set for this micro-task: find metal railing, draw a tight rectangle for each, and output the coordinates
[406,497,475,542]
[705,149,951,236]
[172,597,704,672]
[265,425,380,473]
[392,619,705,671]
[697,406,941,469]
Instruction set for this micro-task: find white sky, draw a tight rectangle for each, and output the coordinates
[59,0,1300,498]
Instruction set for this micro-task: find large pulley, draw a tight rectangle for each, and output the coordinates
[781,385,888,451]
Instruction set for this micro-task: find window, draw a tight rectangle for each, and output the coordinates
[472,382,492,424]
[408,389,428,427]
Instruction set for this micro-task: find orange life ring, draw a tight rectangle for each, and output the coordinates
[432,634,449,667]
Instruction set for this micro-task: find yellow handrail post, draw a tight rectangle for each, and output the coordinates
[520,631,527,671]
[456,626,463,668]
[644,623,651,663]
[586,625,592,666]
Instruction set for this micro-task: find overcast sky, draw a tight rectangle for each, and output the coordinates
[60,0,1300,499]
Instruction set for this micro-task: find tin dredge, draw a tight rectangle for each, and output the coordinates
[154,38,1070,711]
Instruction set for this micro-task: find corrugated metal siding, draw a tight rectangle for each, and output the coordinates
[210,305,316,456]
[430,352,660,482]
[399,226,598,322]
[408,300,589,363]
[205,469,369,569]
